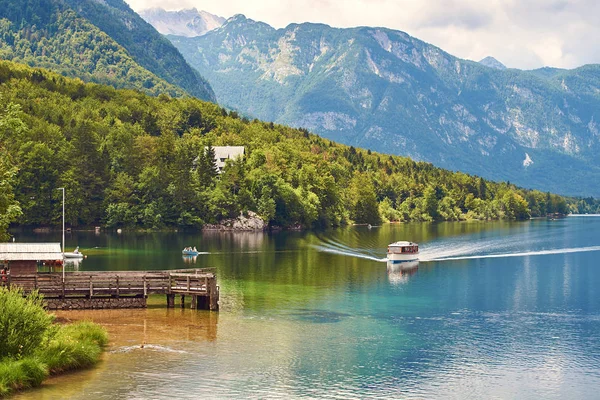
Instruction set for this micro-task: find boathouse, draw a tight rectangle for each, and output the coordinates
[0,243,62,276]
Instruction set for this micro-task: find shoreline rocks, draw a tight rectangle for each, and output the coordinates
[202,211,266,231]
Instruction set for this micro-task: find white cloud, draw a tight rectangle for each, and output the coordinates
[124,0,600,70]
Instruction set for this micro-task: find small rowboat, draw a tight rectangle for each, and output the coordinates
[182,249,199,256]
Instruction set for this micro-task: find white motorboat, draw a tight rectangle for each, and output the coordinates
[387,241,419,265]
[64,246,84,259]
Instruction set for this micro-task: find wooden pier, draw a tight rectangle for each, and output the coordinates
[1,268,219,311]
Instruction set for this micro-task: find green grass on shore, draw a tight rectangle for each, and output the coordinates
[0,288,108,397]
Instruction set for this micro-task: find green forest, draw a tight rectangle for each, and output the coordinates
[0,61,597,236]
[0,0,193,98]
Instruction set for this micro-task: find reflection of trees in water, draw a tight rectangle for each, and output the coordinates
[218,282,245,313]
[201,231,265,250]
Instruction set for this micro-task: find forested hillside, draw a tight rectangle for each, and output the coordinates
[0,61,595,233]
[0,0,214,100]
[63,0,215,101]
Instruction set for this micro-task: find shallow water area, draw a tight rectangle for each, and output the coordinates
[13,217,600,399]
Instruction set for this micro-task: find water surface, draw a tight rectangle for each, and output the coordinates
[15,217,600,399]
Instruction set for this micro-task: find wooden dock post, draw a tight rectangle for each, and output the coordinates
[180,294,185,308]
[197,294,208,309]
[209,279,219,311]
[166,294,175,308]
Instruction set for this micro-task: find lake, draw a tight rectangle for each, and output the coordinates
[15,217,600,399]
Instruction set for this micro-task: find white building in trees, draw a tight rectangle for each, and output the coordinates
[208,146,245,173]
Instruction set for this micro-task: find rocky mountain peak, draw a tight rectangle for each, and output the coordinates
[139,7,225,37]
[479,56,507,70]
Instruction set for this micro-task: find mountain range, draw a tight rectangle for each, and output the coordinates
[157,14,600,197]
[0,0,215,101]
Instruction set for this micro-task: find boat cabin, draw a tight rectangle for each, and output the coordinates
[388,241,419,254]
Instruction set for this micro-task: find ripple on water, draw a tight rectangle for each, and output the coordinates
[286,309,352,323]
[110,344,188,354]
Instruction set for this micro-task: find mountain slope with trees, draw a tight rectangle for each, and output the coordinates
[1,61,595,236]
[63,0,215,101]
[166,15,600,197]
[0,0,215,101]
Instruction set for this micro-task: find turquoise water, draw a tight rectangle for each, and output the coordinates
[15,217,600,399]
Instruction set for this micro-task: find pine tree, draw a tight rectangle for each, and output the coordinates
[197,145,219,187]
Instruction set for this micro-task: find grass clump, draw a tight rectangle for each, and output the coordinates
[39,321,108,374]
[0,288,108,397]
[0,288,54,359]
[0,357,47,396]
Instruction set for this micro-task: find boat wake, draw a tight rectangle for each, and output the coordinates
[314,234,600,264]
[426,245,600,262]
[312,239,388,263]
[313,245,388,262]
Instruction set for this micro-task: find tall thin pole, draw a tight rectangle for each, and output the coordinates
[58,187,65,282]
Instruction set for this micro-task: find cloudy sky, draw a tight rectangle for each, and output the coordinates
[124,0,599,70]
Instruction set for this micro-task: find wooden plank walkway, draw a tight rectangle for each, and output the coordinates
[1,268,219,311]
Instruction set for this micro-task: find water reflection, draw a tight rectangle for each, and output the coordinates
[182,255,197,264]
[54,306,219,344]
[386,261,419,285]
[63,258,82,270]
[10,218,600,399]
[37,259,81,273]
[201,230,265,250]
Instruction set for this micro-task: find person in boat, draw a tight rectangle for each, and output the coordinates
[193,247,197,252]
[73,246,79,254]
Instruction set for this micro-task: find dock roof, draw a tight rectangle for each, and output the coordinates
[0,243,63,261]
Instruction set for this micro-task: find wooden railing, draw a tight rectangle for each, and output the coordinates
[1,269,217,299]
